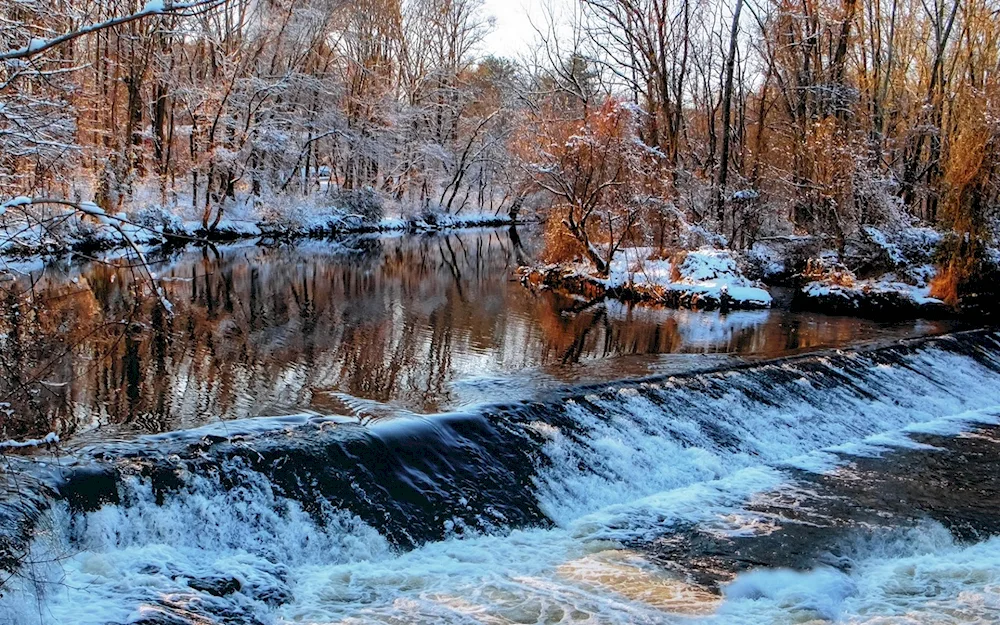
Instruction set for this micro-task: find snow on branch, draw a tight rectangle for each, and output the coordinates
[0,432,59,451]
[0,0,225,62]
[2,197,176,315]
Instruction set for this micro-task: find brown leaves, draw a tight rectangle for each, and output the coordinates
[517,98,665,270]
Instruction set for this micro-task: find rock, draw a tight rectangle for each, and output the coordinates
[125,605,211,625]
[795,281,951,319]
[187,575,242,597]
[250,584,293,606]
[57,466,120,511]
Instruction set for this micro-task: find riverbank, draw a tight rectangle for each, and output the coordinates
[518,225,1000,319]
[0,202,518,260]
[519,247,772,311]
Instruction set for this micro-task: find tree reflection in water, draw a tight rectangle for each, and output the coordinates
[0,228,955,443]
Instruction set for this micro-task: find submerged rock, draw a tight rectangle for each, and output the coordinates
[186,576,243,597]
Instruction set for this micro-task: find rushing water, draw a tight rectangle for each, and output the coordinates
[0,228,957,444]
[1,230,997,625]
[2,331,1000,624]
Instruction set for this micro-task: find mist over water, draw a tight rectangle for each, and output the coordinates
[1,231,997,624]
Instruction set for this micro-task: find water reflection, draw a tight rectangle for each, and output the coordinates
[0,228,957,443]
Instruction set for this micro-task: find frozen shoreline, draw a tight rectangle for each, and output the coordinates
[0,211,520,260]
[520,247,773,311]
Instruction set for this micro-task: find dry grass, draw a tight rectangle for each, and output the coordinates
[930,239,982,307]
[802,258,856,287]
[930,82,1000,306]
[668,251,688,282]
[541,212,587,264]
[929,263,962,306]
[646,246,673,261]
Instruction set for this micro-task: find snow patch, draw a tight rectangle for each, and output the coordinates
[0,432,58,451]
[670,248,772,307]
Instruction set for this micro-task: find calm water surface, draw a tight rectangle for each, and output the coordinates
[0,227,957,443]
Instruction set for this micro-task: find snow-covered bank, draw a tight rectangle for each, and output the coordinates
[518,223,990,318]
[784,227,953,317]
[798,268,950,316]
[739,226,987,318]
[0,202,517,259]
[520,247,772,310]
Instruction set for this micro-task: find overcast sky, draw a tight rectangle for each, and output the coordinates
[479,0,559,59]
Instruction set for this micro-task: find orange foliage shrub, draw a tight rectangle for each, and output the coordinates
[929,263,962,306]
[541,211,586,265]
[930,81,1000,305]
[515,98,666,275]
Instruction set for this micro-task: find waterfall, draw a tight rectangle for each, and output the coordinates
[4,330,1000,624]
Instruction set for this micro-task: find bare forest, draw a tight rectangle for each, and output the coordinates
[1,0,998,297]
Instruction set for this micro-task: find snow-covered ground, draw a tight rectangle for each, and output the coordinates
[663,248,772,307]
[528,247,772,310]
[0,198,515,258]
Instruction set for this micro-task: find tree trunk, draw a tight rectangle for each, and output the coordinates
[714,0,744,224]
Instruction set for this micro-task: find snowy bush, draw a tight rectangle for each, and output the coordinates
[841,225,945,277]
[895,227,944,264]
[745,242,788,281]
[674,248,759,289]
[672,248,773,307]
[330,188,384,224]
[418,203,444,225]
[132,204,184,234]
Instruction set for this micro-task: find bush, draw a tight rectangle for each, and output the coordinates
[930,234,999,307]
[331,188,384,223]
[541,211,586,265]
[131,204,184,234]
[417,202,445,226]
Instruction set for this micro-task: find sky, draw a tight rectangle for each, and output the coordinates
[479,0,560,59]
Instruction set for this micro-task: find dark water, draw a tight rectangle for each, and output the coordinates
[0,228,959,444]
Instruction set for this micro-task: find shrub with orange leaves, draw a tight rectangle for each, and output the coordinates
[540,210,586,265]
[930,82,1000,306]
[514,98,666,276]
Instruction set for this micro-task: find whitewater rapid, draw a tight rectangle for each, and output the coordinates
[4,331,1000,624]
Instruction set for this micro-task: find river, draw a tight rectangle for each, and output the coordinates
[1,228,997,624]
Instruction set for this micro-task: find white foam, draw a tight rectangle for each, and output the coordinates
[1,472,389,625]
[532,350,1000,525]
[713,523,1000,625]
[6,338,1000,623]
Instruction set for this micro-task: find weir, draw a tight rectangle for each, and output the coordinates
[3,330,1000,623]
